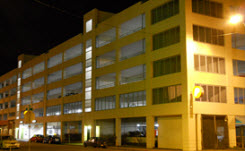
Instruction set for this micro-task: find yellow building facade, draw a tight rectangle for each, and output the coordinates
[0,0,244,150]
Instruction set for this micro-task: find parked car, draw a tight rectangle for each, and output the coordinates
[84,137,107,148]
[43,135,61,144]
[30,134,44,143]
[0,135,20,149]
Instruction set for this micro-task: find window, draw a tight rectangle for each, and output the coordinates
[32,77,44,89]
[34,108,44,117]
[153,26,180,50]
[10,75,17,84]
[86,19,93,33]
[64,63,83,79]
[46,105,61,116]
[95,96,116,111]
[192,0,223,18]
[152,0,179,24]
[120,39,145,61]
[21,96,31,105]
[9,100,16,108]
[232,34,245,50]
[3,114,7,120]
[153,85,182,104]
[22,82,32,92]
[193,25,224,46]
[48,70,62,84]
[47,88,62,100]
[4,91,9,98]
[195,84,226,103]
[120,65,146,85]
[47,53,62,68]
[96,28,116,48]
[64,44,83,61]
[234,88,245,104]
[119,14,145,38]
[9,112,15,117]
[64,102,82,114]
[3,102,8,109]
[96,50,116,68]
[10,88,16,96]
[153,55,181,77]
[33,62,45,75]
[32,93,44,104]
[63,82,82,97]
[233,60,245,77]
[194,55,225,74]
[22,68,32,79]
[120,91,146,108]
[96,73,116,89]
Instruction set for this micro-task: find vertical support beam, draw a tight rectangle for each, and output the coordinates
[115,118,121,146]
[196,114,202,151]
[43,122,46,137]
[182,114,196,151]
[60,121,63,143]
[228,115,236,148]
[146,116,155,149]
[81,120,84,143]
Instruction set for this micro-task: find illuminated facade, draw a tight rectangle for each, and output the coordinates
[0,0,244,150]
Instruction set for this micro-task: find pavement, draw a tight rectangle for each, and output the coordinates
[14,141,245,151]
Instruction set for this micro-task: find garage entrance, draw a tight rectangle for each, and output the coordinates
[157,116,182,149]
[202,115,229,149]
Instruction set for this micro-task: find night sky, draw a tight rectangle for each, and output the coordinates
[0,0,142,76]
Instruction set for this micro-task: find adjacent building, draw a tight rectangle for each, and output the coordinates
[0,0,244,150]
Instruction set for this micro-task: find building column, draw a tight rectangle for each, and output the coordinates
[115,118,121,146]
[43,122,46,137]
[196,114,202,151]
[228,115,236,148]
[182,114,196,151]
[60,121,63,143]
[146,116,155,148]
[81,120,84,143]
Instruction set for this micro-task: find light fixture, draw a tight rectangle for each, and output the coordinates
[193,86,204,99]
[229,14,243,25]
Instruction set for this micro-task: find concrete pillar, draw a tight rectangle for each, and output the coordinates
[43,122,46,137]
[115,118,121,146]
[182,114,196,151]
[146,116,155,148]
[228,115,236,148]
[81,121,84,143]
[60,121,63,143]
[196,114,202,151]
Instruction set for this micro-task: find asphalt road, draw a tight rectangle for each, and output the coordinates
[0,142,135,151]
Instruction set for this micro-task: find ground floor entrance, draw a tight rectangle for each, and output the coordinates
[202,115,229,149]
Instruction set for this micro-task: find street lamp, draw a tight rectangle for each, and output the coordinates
[229,14,243,25]
[228,14,244,49]
[190,86,204,118]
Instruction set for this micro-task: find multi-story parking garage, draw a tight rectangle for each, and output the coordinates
[0,0,244,150]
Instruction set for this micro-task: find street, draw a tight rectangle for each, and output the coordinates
[0,142,142,151]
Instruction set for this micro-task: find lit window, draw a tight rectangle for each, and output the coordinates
[86,19,93,33]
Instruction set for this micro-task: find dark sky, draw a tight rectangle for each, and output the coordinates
[0,0,142,76]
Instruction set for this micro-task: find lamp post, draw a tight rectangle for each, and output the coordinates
[190,86,204,118]
[229,14,245,49]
